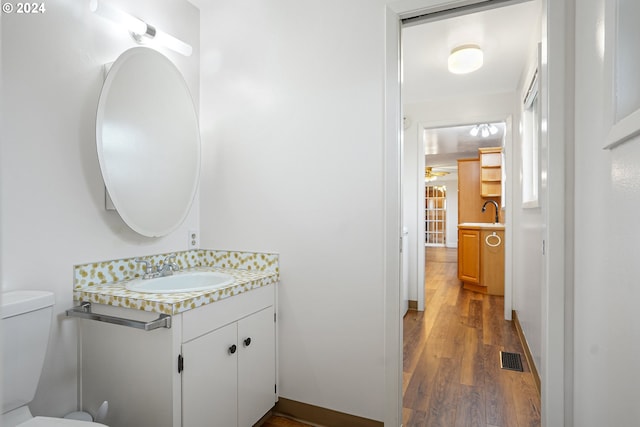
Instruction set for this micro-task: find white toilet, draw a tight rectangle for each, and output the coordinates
[2,290,108,427]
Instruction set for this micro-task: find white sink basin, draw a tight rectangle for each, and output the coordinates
[125,271,235,294]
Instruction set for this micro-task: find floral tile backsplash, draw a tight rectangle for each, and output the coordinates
[72,249,279,315]
[74,249,279,289]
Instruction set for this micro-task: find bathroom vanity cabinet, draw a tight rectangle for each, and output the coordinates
[181,290,275,427]
[79,284,276,427]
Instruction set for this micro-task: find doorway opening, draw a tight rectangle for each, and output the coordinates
[398,0,542,424]
[389,0,570,424]
[416,120,508,313]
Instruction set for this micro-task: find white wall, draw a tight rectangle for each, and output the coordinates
[440,176,459,248]
[195,0,388,421]
[573,0,640,424]
[0,0,199,417]
[511,15,544,373]
[10,1,637,425]
[402,92,517,305]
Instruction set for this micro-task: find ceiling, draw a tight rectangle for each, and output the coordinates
[424,122,505,166]
[401,0,540,174]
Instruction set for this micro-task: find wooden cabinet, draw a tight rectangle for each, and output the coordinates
[481,229,505,296]
[80,284,277,427]
[183,306,275,427]
[457,225,504,295]
[458,150,502,224]
[458,158,500,223]
[458,228,480,284]
[479,147,502,198]
[457,159,482,224]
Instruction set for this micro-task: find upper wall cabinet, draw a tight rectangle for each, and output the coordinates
[479,147,502,198]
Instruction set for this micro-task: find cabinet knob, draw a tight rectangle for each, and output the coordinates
[228,344,237,354]
[243,337,252,347]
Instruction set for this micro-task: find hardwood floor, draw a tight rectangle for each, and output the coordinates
[403,247,540,426]
[263,246,540,427]
[261,415,314,427]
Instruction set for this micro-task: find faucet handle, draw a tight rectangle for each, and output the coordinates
[134,258,153,274]
[162,253,177,263]
[166,254,180,272]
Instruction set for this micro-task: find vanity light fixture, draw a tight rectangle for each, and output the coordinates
[470,123,499,138]
[90,0,193,57]
[448,44,483,74]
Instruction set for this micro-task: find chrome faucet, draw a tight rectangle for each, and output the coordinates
[482,200,500,224]
[156,254,180,277]
[134,258,156,279]
[135,254,180,279]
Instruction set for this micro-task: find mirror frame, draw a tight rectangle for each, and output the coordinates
[96,47,200,237]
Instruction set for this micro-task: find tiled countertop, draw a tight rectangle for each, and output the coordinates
[458,222,505,230]
[73,250,279,315]
[73,267,278,315]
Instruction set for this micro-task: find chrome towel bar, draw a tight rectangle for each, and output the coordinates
[66,301,172,330]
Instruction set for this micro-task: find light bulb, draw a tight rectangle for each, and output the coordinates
[90,0,147,35]
[154,29,193,57]
[91,0,193,57]
[448,44,483,74]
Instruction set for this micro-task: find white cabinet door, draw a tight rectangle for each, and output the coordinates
[182,322,238,427]
[237,306,276,427]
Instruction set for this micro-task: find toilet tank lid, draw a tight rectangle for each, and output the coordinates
[2,290,55,319]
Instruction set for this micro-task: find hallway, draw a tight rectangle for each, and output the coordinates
[402,248,540,426]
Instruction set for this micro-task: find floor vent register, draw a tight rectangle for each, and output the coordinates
[500,351,524,372]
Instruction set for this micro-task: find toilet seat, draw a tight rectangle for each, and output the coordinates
[18,417,107,427]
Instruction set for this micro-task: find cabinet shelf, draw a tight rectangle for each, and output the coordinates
[479,147,502,198]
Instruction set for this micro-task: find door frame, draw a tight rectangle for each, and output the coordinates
[415,116,513,320]
[383,0,571,425]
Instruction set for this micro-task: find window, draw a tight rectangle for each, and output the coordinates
[425,185,446,246]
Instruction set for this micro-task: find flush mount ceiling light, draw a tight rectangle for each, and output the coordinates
[90,0,193,57]
[470,123,499,138]
[448,44,483,74]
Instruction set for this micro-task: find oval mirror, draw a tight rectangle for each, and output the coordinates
[96,47,200,237]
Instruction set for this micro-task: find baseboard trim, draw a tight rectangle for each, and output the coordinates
[462,282,488,294]
[272,397,383,427]
[408,300,418,310]
[512,310,541,396]
[255,410,274,426]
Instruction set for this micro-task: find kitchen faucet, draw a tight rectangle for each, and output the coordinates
[482,200,500,224]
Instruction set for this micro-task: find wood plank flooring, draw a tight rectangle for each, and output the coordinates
[403,247,540,426]
[262,246,540,427]
[261,415,313,427]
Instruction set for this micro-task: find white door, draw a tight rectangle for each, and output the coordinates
[237,306,276,427]
[182,322,238,427]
